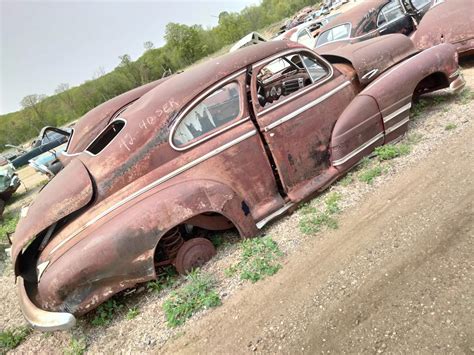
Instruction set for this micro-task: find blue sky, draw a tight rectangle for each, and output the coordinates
[0,0,259,114]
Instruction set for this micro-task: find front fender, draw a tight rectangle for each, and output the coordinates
[36,178,257,314]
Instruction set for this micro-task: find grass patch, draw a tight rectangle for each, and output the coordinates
[147,266,177,293]
[444,123,457,131]
[126,306,140,320]
[225,236,283,282]
[0,212,19,244]
[64,337,87,355]
[411,99,428,119]
[405,132,423,145]
[163,270,221,327]
[0,326,31,352]
[339,174,353,187]
[358,166,383,184]
[457,88,473,105]
[298,192,342,235]
[90,299,123,326]
[374,144,411,161]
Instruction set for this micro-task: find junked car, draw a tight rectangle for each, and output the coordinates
[29,144,66,177]
[11,36,465,330]
[411,0,474,58]
[0,156,21,217]
[315,0,431,49]
[10,127,71,168]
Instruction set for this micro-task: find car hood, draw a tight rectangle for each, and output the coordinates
[11,159,93,275]
[319,34,418,85]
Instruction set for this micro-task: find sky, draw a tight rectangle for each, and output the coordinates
[0,0,259,114]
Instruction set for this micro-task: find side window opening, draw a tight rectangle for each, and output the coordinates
[256,53,329,108]
[86,120,125,155]
[172,82,241,148]
[377,1,404,27]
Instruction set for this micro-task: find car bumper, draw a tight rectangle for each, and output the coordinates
[449,74,466,94]
[17,276,76,331]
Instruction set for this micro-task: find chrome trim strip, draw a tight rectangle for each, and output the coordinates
[449,69,460,78]
[381,94,413,115]
[385,117,410,134]
[332,132,384,166]
[49,130,257,255]
[256,203,295,229]
[169,69,247,152]
[264,81,351,132]
[383,103,411,123]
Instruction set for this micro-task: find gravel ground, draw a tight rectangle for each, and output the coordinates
[1,63,473,354]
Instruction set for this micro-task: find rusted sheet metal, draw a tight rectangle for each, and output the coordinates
[411,0,474,57]
[11,159,93,273]
[320,34,418,84]
[10,38,463,330]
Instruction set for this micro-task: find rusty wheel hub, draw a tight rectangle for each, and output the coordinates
[174,237,216,274]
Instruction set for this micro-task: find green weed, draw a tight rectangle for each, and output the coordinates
[147,266,177,293]
[126,306,140,320]
[457,88,473,105]
[339,174,353,187]
[0,212,19,244]
[225,236,283,282]
[374,144,411,161]
[91,299,123,326]
[0,326,31,352]
[359,166,383,184]
[405,132,423,145]
[444,123,457,131]
[411,99,428,119]
[64,337,87,355]
[325,192,342,214]
[163,270,221,327]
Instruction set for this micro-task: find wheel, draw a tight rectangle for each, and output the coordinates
[174,237,216,274]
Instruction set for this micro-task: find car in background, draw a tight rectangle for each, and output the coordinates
[411,0,474,58]
[10,127,71,168]
[28,144,66,177]
[0,156,21,217]
[315,0,431,49]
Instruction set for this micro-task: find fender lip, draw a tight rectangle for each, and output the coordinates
[17,276,76,331]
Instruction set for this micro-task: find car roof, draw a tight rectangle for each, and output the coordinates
[125,40,306,121]
[320,0,389,32]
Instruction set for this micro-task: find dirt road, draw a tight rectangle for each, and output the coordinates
[162,114,473,353]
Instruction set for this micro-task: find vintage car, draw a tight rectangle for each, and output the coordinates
[11,36,465,330]
[315,0,431,49]
[0,156,21,217]
[28,144,67,177]
[10,127,71,168]
[411,0,474,58]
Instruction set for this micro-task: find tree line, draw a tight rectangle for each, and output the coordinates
[0,0,320,149]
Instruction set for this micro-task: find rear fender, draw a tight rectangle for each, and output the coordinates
[359,43,458,142]
[37,179,256,315]
[330,95,384,172]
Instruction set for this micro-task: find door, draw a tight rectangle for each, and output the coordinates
[250,49,356,200]
[377,0,414,36]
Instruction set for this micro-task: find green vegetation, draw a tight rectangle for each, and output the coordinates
[90,299,123,326]
[147,266,177,293]
[445,123,457,131]
[64,337,87,355]
[374,144,411,161]
[0,212,19,244]
[339,174,353,187]
[457,88,473,105]
[411,99,428,119]
[299,192,342,235]
[126,306,140,320]
[0,326,31,352]
[358,166,383,184]
[225,236,283,282]
[0,0,321,149]
[405,132,423,145]
[163,270,221,327]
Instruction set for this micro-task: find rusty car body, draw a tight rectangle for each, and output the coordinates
[11,36,465,331]
[315,0,431,49]
[411,0,474,58]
